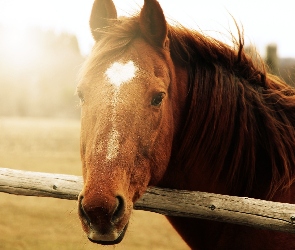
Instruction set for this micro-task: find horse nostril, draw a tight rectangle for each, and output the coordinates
[78,195,91,225]
[112,196,125,222]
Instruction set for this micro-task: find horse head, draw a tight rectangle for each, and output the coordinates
[77,0,186,244]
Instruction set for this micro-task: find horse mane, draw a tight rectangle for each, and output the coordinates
[82,15,295,199]
[168,25,295,198]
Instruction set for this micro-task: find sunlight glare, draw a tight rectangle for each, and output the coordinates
[1,27,42,70]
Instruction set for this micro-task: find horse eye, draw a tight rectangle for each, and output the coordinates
[151,92,165,107]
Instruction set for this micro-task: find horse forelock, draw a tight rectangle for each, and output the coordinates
[78,17,139,84]
[168,25,295,199]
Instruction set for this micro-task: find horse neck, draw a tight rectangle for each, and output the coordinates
[161,60,295,200]
[160,62,237,193]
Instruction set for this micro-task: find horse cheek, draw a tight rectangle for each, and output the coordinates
[129,161,151,202]
[149,105,174,185]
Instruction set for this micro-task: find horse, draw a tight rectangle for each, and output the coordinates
[77,0,295,249]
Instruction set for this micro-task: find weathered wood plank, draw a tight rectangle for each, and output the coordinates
[1,167,295,233]
[0,168,82,200]
[137,187,295,233]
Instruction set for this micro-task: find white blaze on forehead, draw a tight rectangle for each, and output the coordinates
[105,60,137,87]
[106,128,120,161]
[104,60,137,161]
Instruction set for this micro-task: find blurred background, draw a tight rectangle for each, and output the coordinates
[0,26,83,118]
[0,0,294,249]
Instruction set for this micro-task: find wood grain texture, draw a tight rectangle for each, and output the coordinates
[1,167,295,233]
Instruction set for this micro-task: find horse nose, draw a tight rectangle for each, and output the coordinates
[78,194,126,227]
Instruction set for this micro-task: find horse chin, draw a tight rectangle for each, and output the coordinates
[87,223,128,245]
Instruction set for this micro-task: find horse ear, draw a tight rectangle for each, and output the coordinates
[139,0,168,48]
[90,0,117,41]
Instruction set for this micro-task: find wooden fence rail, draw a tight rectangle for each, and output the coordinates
[1,167,295,233]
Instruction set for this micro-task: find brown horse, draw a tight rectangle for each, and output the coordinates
[77,0,295,249]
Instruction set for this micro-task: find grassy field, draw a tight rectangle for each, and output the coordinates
[0,117,189,250]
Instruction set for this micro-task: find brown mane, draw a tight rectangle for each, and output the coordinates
[168,25,295,199]
[82,15,295,199]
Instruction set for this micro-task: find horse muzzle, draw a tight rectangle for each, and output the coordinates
[87,224,128,245]
[78,192,130,245]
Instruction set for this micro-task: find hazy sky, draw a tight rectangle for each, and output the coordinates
[0,0,294,57]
